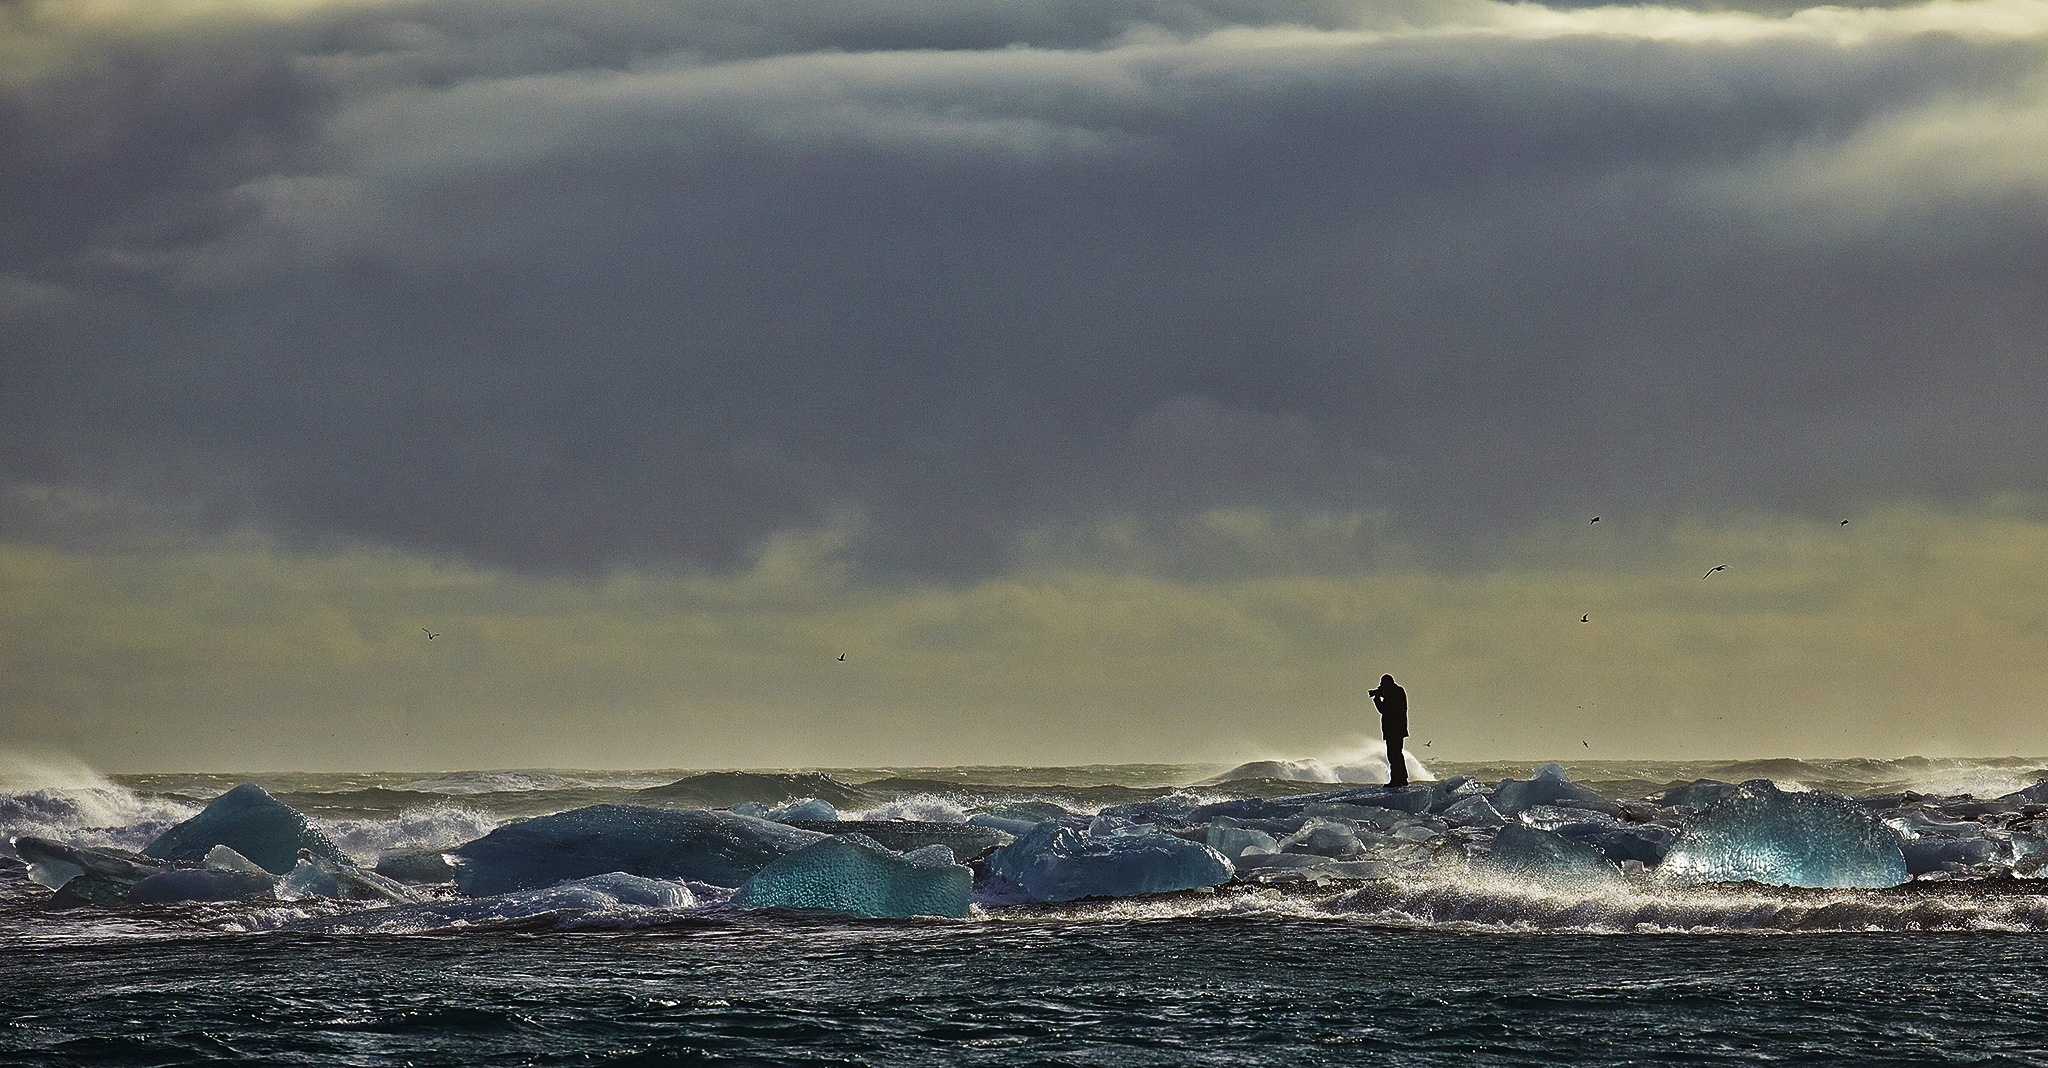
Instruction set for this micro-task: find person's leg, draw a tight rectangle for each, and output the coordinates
[1385,734,1408,787]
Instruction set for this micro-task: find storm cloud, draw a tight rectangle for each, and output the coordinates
[7,0,2047,576]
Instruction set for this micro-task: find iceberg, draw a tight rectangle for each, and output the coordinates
[142,783,348,875]
[732,833,972,918]
[983,823,1231,902]
[448,804,827,895]
[1655,780,1908,888]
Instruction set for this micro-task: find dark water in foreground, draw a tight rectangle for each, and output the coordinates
[6,918,2047,1066]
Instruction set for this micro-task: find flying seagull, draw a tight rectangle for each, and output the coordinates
[422,629,437,640]
[837,653,846,662]
[1841,519,1850,526]
[1580,614,1589,623]
[1590,516,1600,524]
[1703,565,1727,578]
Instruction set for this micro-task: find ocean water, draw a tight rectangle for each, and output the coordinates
[4,756,2047,1067]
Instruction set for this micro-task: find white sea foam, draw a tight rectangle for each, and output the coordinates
[319,802,506,866]
[0,751,198,854]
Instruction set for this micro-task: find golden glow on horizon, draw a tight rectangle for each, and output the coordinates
[4,500,2046,771]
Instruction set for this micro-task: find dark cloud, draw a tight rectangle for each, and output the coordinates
[4,0,2047,575]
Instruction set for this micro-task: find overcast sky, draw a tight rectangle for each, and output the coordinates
[4,0,2047,772]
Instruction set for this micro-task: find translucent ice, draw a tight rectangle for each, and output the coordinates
[1205,822,1280,861]
[142,783,348,875]
[448,804,827,895]
[128,842,282,904]
[1280,818,1364,858]
[732,833,972,918]
[1441,795,1507,828]
[277,850,422,902]
[1655,780,1908,888]
[1480,823,1625,888]
[984,823,1231,902]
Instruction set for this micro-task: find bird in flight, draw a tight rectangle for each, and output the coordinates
[1582,740,1589,747]
[1703,565,1726,578]
[1590,516,1600,524]
[1841,519,1850,526]
[1580,614,1589,623]
[837,653,846,662]
[422,629,438,640]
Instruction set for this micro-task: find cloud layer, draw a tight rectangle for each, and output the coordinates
[5,0,2047,766]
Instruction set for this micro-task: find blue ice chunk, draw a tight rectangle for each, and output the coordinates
[1205,822,1280,860]
[14,836,161,890]
[1481,823,1625,888]
[203,845,270,873]
[448,804,827,895]
[15,836,170,905]
[1655,780,1908,888]
[142,783,347,875]
[1280,818,1364,858]
[984,823,1231,902]
[732,833,971,918]
[1490,765,1618,817]
[128,867,276,904]
[278,850,422,902]
[1441,795,1507,828]
[768,798,839,822]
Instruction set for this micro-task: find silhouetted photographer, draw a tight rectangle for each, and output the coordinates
[1370,674,1408,788]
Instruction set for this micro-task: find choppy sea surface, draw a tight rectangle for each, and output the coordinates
[4,755,2047,1067]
